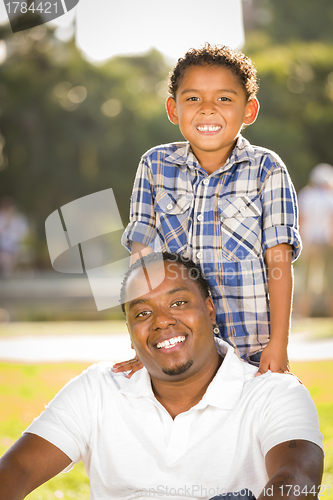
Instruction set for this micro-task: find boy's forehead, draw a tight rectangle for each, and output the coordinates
[180,64,235,82]
[176,64,245,96]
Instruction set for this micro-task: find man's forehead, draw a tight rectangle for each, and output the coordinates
[125,260,198,310]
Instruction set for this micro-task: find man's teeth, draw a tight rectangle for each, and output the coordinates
[156,336,186,349]
[197,125,221,132]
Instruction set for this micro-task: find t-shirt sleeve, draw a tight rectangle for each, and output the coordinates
[259,374,324,457]
[121,156,157,252]
[261,155,302,261]
[23,368,97,465]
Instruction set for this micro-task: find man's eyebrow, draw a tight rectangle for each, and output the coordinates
[128,298,147,311]
[128,286,190,311]
[181,88,238,95]
[166,286,189,296]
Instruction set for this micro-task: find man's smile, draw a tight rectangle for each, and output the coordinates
[156,335,186,350]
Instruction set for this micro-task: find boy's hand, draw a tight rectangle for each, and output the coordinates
[112,356,143,378]
[255,341,290,377]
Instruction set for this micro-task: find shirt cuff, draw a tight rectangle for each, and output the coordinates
[121,221,157,252]
[263,225,302,262]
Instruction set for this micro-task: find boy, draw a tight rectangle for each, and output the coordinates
[119,44,301,375]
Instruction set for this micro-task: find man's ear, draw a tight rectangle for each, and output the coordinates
[205,296,216,325]
[243,97,260,126]
[166,96,179,125]
[125,322,134,349]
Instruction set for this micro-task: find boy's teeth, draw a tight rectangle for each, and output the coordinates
[197,125,221,132]
[157,336,186,349]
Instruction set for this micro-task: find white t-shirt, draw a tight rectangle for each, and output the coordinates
[298,185,333,245]
[25,340,323,500]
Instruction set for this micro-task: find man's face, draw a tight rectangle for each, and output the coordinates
[166,65,258,165]
[125,261,217,382]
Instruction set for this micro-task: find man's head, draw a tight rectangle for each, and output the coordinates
[165,44,259,166]
[120,252,219,382]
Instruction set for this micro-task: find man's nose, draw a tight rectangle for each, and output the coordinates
[152,308,177,330]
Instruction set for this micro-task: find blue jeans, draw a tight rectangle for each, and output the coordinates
[247,351,262,367]
[210,490,256,500]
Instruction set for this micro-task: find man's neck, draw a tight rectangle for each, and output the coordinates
[151,354,223,419]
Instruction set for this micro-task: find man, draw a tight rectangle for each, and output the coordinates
[0,252,324,500]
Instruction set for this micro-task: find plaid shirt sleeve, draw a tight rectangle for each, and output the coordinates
[121,156,157,252]
[260,154,302,261]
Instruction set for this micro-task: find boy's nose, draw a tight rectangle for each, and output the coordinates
[200,101,215,114]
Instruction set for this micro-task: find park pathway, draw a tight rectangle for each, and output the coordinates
[0,331,333,362]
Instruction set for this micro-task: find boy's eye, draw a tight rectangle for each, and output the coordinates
[218,96,231,102]
[186,97,200,101]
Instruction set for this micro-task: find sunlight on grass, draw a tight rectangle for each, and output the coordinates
[0,360,332,499]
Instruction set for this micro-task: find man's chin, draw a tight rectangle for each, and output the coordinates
[162,359,193,376]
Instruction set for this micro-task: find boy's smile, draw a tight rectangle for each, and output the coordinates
[166,65,259,173]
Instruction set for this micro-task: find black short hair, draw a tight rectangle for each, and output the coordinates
[168,43,259,101]
[120,251,211,314]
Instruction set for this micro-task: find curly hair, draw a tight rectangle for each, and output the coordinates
[120,251,211,314]
[168,43,259,101]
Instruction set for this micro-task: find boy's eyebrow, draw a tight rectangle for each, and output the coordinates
[180,88,238,96]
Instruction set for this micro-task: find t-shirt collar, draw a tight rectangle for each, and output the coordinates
[119,339,249,411]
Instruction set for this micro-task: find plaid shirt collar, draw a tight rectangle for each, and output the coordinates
[164,135,256,173]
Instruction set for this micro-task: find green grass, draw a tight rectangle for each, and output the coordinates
[0,360,332,499]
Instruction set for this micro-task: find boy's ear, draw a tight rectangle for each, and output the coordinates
[243,97,260,126]
[166,96,179,125]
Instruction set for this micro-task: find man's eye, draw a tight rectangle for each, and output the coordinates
[136,310,151,318]
[171,300,186,308]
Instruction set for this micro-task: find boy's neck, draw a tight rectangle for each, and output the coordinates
[190,140,237,175]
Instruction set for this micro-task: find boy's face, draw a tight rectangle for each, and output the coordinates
[166,65,259,168]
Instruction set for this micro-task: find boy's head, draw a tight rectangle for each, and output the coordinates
[168,43,259,102]
[165,44,260,170]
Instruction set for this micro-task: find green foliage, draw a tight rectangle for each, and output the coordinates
[0,24,182,267]
[250,0,333,44]
[243,39,333,190]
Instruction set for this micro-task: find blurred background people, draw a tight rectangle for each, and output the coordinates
[0,197,29,278]
[296,164,333,317]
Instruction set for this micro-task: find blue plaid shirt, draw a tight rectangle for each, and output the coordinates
[122,136,302,359]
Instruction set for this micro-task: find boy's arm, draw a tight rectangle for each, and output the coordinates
[0,434,71,499]
[258,439,323,500]
[130,241,153,264]
[256,243,293,376]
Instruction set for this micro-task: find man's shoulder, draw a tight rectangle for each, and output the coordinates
[243,370,307,404]
[66,361,130,393]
